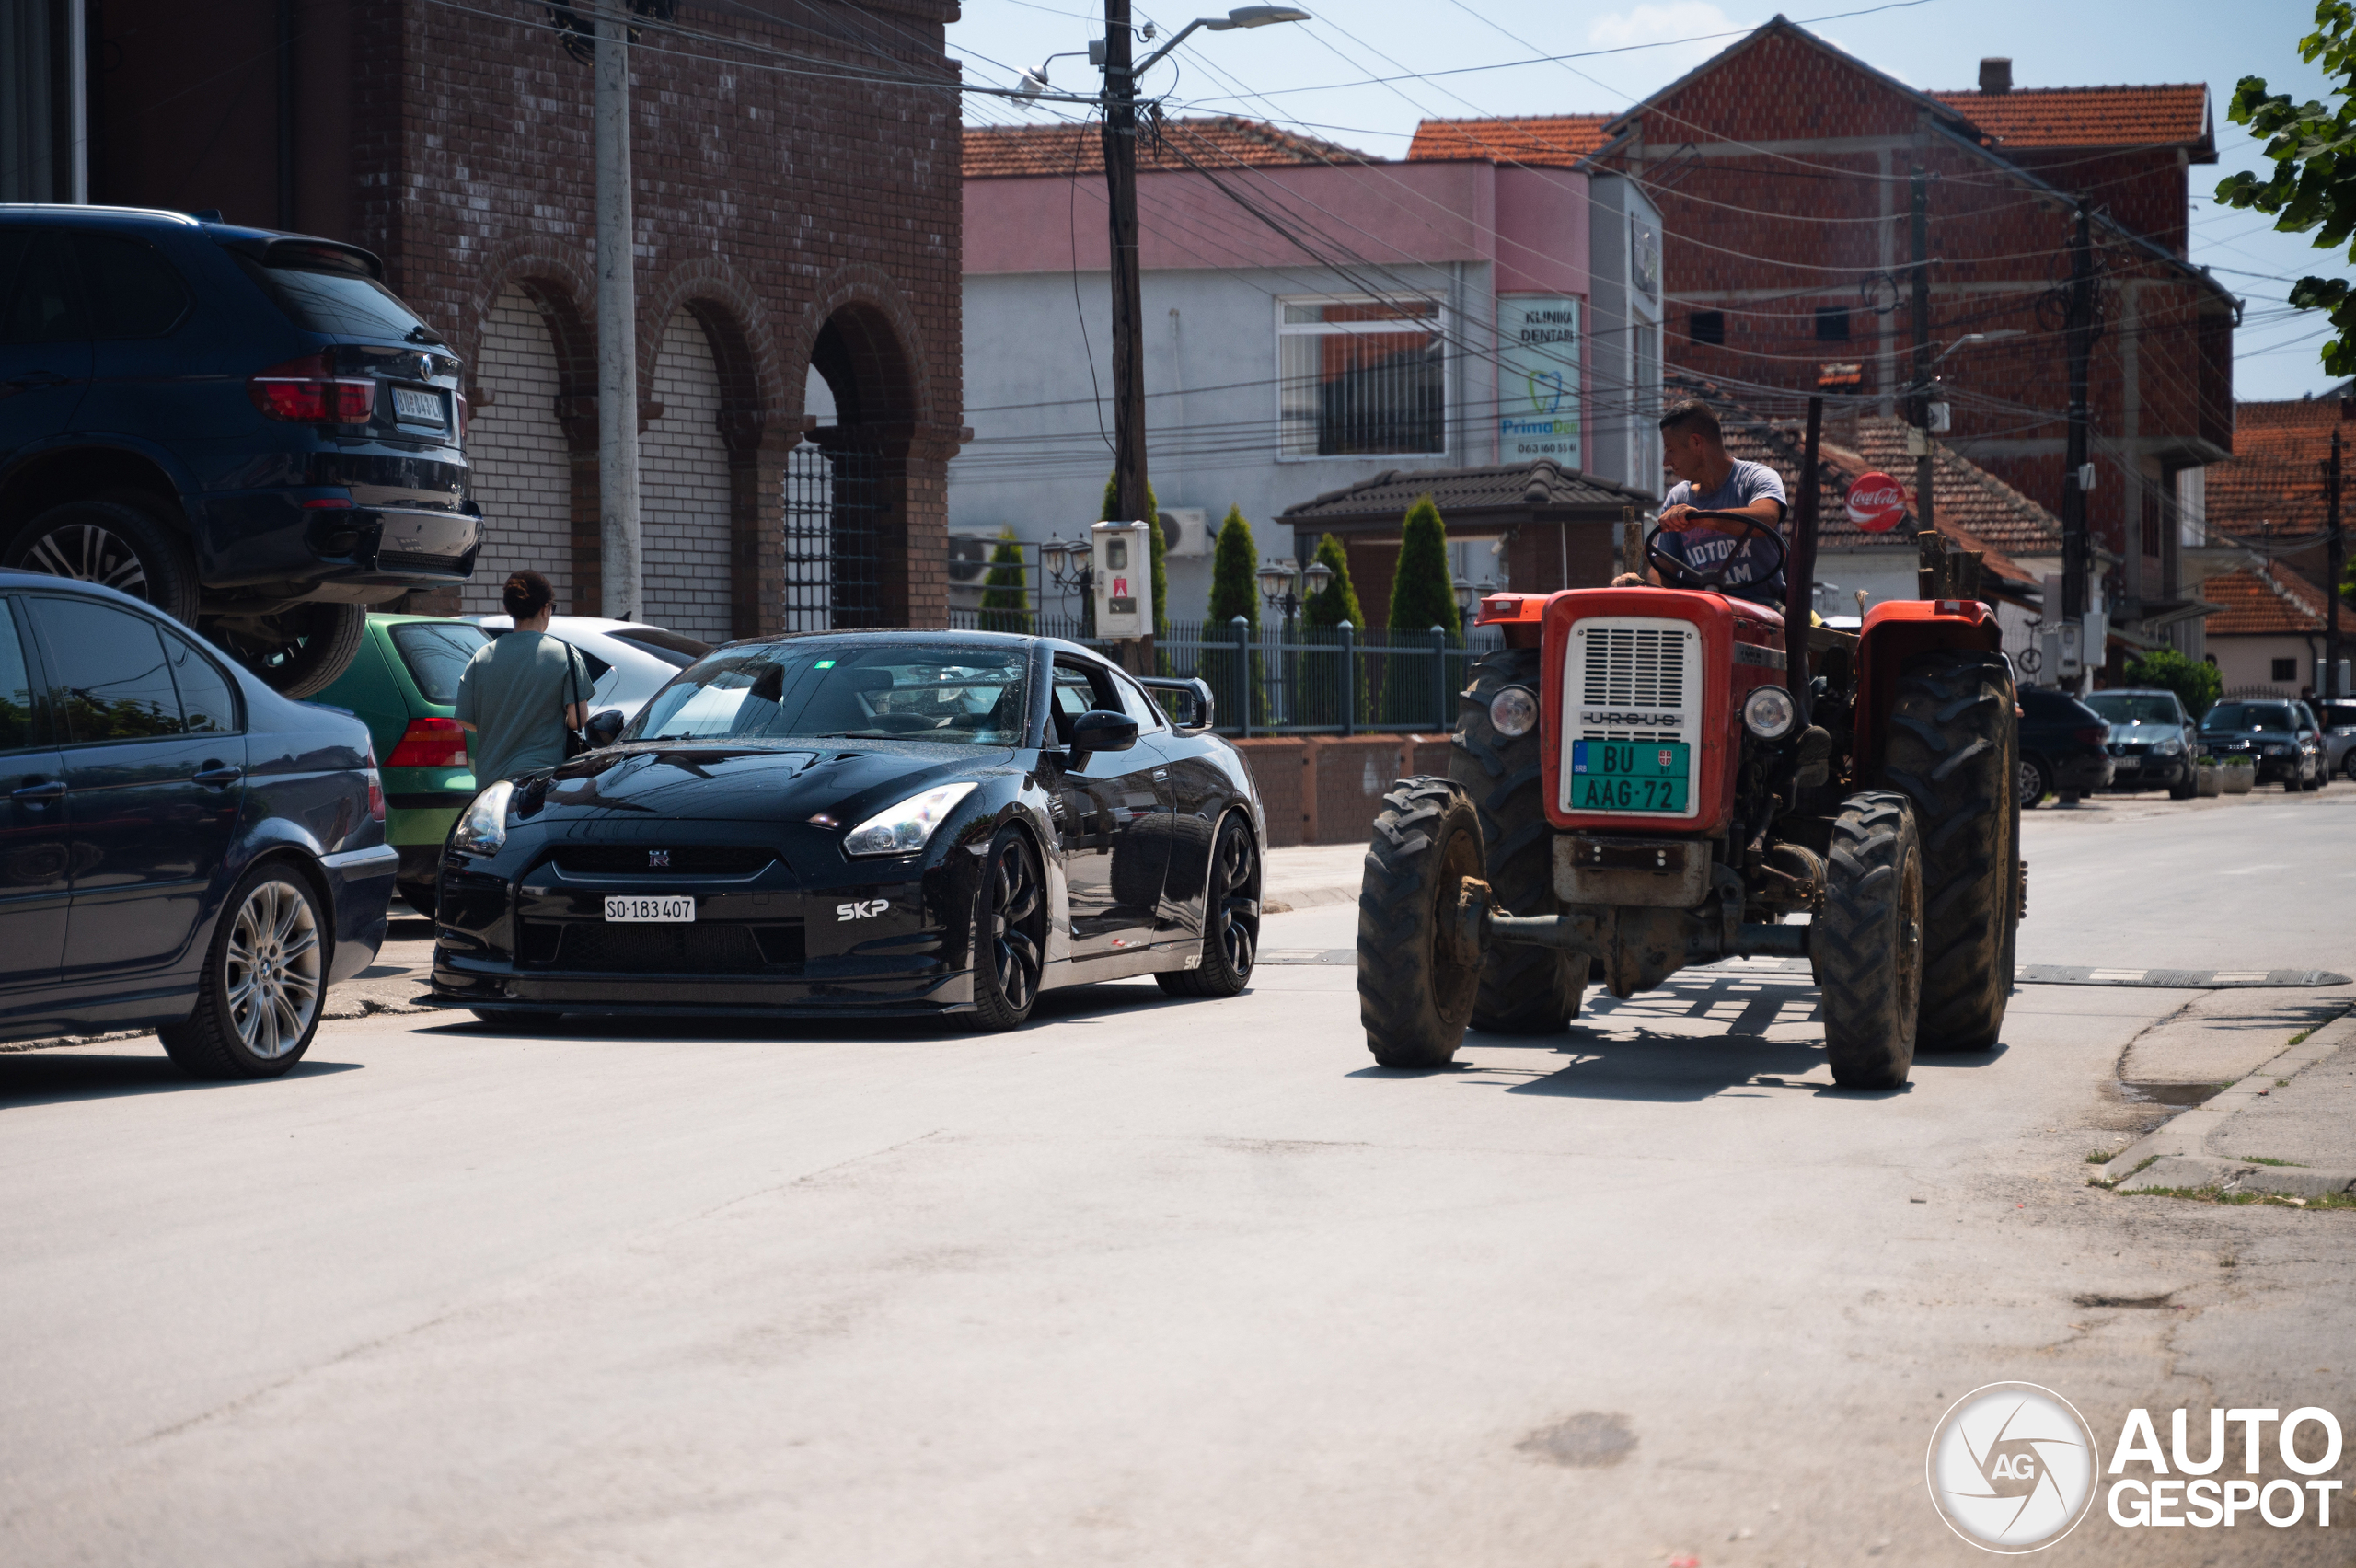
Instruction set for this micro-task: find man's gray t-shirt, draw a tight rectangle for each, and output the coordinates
[453,630,588,783]
[1656,458,1789,600]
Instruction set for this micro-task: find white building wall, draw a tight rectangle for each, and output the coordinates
[462,287,572,615]
[641,309,734,643]
[2210,634,2316,698]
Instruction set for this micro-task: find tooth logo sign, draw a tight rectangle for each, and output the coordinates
[1926,1382,2101,1552]
[1527,368,1566,414]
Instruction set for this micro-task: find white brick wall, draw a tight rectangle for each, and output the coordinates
[463,288,572,615]
[643,310,733,641]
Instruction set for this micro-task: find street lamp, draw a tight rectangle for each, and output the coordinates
[1133,6,1311,75]
[1040,534,1094,617]
[1908,329,2027,527]
[1452,576,1481,623]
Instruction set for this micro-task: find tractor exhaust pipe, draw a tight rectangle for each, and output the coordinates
[1784,394,1824,724]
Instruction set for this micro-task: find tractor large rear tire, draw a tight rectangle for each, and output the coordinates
[1357,777,1485,1068]
[1449,647,1583,1032]
[1881,650,2018,1052]
[1817,791,1924,1090]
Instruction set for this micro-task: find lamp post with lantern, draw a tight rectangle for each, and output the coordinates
[1255,555,1332,728]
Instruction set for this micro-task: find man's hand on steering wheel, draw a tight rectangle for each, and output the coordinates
[1643,510,1788,590]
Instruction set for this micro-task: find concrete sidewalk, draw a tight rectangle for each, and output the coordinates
[2105,1005,2356,1201]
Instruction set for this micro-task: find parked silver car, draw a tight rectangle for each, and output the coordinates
[462,615,712,721]
[2317,698,2356,782]
[2083,688,2199,799]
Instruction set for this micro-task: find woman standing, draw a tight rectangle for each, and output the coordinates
[453,571,589,781]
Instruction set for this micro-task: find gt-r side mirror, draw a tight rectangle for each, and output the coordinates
[1068,709,1138,759]
[584,709,626,749]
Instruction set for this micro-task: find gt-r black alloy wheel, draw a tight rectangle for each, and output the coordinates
[966,828,1046,1030]
[1158,812,1258,998]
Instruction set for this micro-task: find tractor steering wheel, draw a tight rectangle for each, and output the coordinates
[1643,510,1789,592]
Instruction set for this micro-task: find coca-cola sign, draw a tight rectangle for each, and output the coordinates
[1846,470,1908,532]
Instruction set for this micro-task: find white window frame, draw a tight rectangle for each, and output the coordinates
[1275,292,1450,463]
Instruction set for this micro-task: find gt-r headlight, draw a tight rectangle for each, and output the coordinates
[1743,685,1797,740]
[451,779,514,857]
[843,781,979,858]
[1487,686,1538,738]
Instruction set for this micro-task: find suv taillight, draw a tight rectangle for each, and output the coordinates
[387,717,469,768]
[2073,724,2107,745]
[364,744,386,823]
[249,353,375,422]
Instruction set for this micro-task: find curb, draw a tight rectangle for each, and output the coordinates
[1261,882,1359,916]
[2098,1006,2356,1196]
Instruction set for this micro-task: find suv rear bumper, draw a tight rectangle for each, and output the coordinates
[197,493,481,591]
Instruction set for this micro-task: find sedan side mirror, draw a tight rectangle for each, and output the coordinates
[1069,708,1138,758]
[584,709,627,749]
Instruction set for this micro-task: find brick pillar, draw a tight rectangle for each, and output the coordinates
[556,393,602,617]
[721,409,790,639]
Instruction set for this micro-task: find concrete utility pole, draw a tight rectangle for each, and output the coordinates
[2328,417,2346,698]
[595,1,642,620]
[1100,0,1152,671]
[2061,202,2095,640]
[1909,167,1935,535]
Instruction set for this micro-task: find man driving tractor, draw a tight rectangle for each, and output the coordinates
[1612,398,1788,604]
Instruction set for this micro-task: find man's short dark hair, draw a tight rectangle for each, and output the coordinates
[502,569,556,619]
[1657,398,1723,444]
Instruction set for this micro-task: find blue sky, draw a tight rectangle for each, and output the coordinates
[946,0,2348,400]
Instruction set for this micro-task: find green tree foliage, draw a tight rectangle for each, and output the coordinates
[2124,647,2225,719]
[1204,505,1270,725]
[1098,472,1167,638]
[1301,532,1366,630]
[1380,497,1461,724]
[977,527,1031,634]
[1387,496,1461,639]
[2215,3,2356,375]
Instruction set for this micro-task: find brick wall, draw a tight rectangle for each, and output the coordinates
[643,311,735,643]
[1230,734,1457,847]
[462,287,573,615]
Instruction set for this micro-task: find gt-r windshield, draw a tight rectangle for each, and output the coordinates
[627,641,1029,745]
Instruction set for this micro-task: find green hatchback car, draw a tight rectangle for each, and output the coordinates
[312,614,491,915]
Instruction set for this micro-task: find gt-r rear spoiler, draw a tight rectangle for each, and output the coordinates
[1138,675,1215,731]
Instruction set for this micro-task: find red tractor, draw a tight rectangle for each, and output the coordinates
[1357,423,2023,1089]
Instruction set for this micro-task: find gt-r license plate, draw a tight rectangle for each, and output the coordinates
[604,895,694,923]
[1570,739,1691,813]
[392,386,445,424]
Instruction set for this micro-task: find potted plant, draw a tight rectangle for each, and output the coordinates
[2220,755,2257,795]
[2194,754,2224,797]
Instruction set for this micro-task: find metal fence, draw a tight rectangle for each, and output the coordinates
[944,609,1501,735]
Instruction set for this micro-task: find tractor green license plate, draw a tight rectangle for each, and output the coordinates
[1570,739,1691,812]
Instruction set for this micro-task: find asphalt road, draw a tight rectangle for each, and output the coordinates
[5,788,2353,1566]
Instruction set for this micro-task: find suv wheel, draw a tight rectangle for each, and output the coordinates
[2016,754,2051,810]
[203,601,369,698]
[4,499,202,626]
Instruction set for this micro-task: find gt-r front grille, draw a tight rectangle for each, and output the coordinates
[549,846,777,877]
[517,920,806,974]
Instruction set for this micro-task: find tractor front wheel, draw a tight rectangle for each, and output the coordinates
[1817,790,1924,1090]
[1882,650,2019,1051]
[1357,777,1485,1068]
[1450,647,1584,1032]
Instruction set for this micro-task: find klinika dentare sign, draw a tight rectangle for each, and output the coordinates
[1498,295,1580,467]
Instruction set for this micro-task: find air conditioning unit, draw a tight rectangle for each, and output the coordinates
[1159,507,1210,559]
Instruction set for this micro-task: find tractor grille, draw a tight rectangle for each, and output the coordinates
[1580,625,1688,714]
[1562,616,1703,819]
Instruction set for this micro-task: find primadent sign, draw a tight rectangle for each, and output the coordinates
[1498,294,1581,467]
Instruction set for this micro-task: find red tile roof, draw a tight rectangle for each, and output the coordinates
[2203,558,2330,637]
[1405,114,1615,167]
[1931,85,2210,149]
[964,116,1369,179]
[2204,398,2351,544]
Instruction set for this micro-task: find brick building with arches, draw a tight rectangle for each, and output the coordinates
[84,0,965,636]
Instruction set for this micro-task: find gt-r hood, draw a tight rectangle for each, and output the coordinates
[514,741,1019,828]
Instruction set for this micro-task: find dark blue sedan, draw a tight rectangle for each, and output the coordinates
[0,571,396,1075]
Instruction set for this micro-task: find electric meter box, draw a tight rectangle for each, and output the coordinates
[1091,519,1154,639]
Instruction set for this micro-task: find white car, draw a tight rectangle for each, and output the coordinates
[460,615,712,721]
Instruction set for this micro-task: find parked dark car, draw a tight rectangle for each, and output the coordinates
[2200,699,2323,790]
[2083,687,2199,799]
[0,205,479,697]
[0,570,397,1075]
[433,631,1262,1031]
[2015,686,2114,808]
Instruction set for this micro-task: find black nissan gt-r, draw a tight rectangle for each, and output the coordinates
[430,630,1265,1030]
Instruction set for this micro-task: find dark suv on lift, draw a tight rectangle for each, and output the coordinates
[0,205,479,695]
